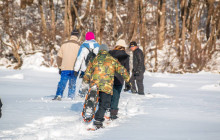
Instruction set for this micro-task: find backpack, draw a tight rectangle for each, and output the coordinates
[84,47,96,66]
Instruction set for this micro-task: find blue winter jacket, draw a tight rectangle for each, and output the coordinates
[74,39,100,72]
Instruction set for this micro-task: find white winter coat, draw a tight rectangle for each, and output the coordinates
[74,39,100,72]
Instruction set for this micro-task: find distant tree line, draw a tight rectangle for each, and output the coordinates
[0,0,219,73]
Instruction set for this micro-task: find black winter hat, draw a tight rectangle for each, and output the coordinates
[71,29,79,36]
[129,41,137,48]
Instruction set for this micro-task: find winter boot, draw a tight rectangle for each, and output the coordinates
[93,120,103,129]
[110,109,118,120]
[131,89,137,94]
[52,95,61,101]
[138,92,145,95]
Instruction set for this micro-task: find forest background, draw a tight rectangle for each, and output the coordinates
[0,0,219,73]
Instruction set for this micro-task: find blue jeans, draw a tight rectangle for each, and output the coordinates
[55,70,78,98]
[111,85,123,110]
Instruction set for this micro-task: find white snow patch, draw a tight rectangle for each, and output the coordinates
[21,52,44,69]
[145,93,173,99]
[200,84,220,91]
[152,82,176,87]
[1,73,24,79]
[21,52,58,72]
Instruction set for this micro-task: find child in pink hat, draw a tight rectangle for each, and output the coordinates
[85,32,95,40]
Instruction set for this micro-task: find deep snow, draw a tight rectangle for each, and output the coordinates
[0,68,220,140]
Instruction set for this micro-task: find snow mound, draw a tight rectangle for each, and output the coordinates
[145,93,172,99]
[21,52,58,72]
[152,82,176,87]
[21,52,45,69]
[1,73,24,79]
[200,83,220,91]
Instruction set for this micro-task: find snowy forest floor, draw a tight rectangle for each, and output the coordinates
[0,68,220,140]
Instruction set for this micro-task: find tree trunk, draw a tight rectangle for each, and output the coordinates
[100,0,106,44]
[157,0,166,50]
[205,0,214,40]
[68,0,73,34]
[39,0,47,36]
[139,0,146,64]
[94,0,101,43]
[129,0,138,42]
[180,0,187,70]
[64,0,69,39]
[49,0,56,42]
[175,0,180,57]
[112,0,117,42]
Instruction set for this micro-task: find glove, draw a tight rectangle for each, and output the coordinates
[73,71,79,77]
[79,71,85,78]
[134,71,140,76]
[59,69,61,75]
[124,82,132,91]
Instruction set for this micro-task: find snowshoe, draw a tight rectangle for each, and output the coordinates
[82,85,99,123]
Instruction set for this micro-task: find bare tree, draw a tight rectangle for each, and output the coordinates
[157,0,166,50]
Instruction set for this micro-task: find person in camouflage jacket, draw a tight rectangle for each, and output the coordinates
[83,44,131,129]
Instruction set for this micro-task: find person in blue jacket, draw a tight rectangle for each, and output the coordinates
[74,32,100,96]
[74,32,100,76]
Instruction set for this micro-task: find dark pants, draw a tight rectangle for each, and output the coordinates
[0,98,2,118]
[130,72,144,94]
[95,92,112,122]
[111,85,123,110]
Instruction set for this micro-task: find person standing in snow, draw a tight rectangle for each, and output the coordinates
[0,98,2,118]
[53,29,81,100]
[73,32,100,79]
[82,44,131,129]
[108,39,130,120]
[129,41,145,95]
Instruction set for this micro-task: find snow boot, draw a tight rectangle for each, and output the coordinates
[110,109,118,120]
[52,95,61,101]
[138,92,145,95]
[93,120,103,129]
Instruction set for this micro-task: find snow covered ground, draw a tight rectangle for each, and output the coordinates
[0,68,220,140]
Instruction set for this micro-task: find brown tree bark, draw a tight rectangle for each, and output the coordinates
[68,0,73,33]
[139,0,146,63]
[129,0,138,42]
[112,0,117,42]
[157,0,166,50]
[180,0,187,69]
[205,0,214,40]
[175,0,180,57]
[49,0,56,41]
[38,0,47,36]
[64,0,69,38]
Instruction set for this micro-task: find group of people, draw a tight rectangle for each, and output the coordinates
[53,30,145,128]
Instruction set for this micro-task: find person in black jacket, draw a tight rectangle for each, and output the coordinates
[109,39,130,119]
[129,41,145,95]
[0,98,2,118]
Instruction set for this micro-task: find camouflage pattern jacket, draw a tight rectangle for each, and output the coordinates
[83,50,130,95]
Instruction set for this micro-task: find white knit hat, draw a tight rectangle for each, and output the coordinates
[115,39,128,48]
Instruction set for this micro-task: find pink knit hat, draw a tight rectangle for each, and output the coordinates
[85,32,95,40]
